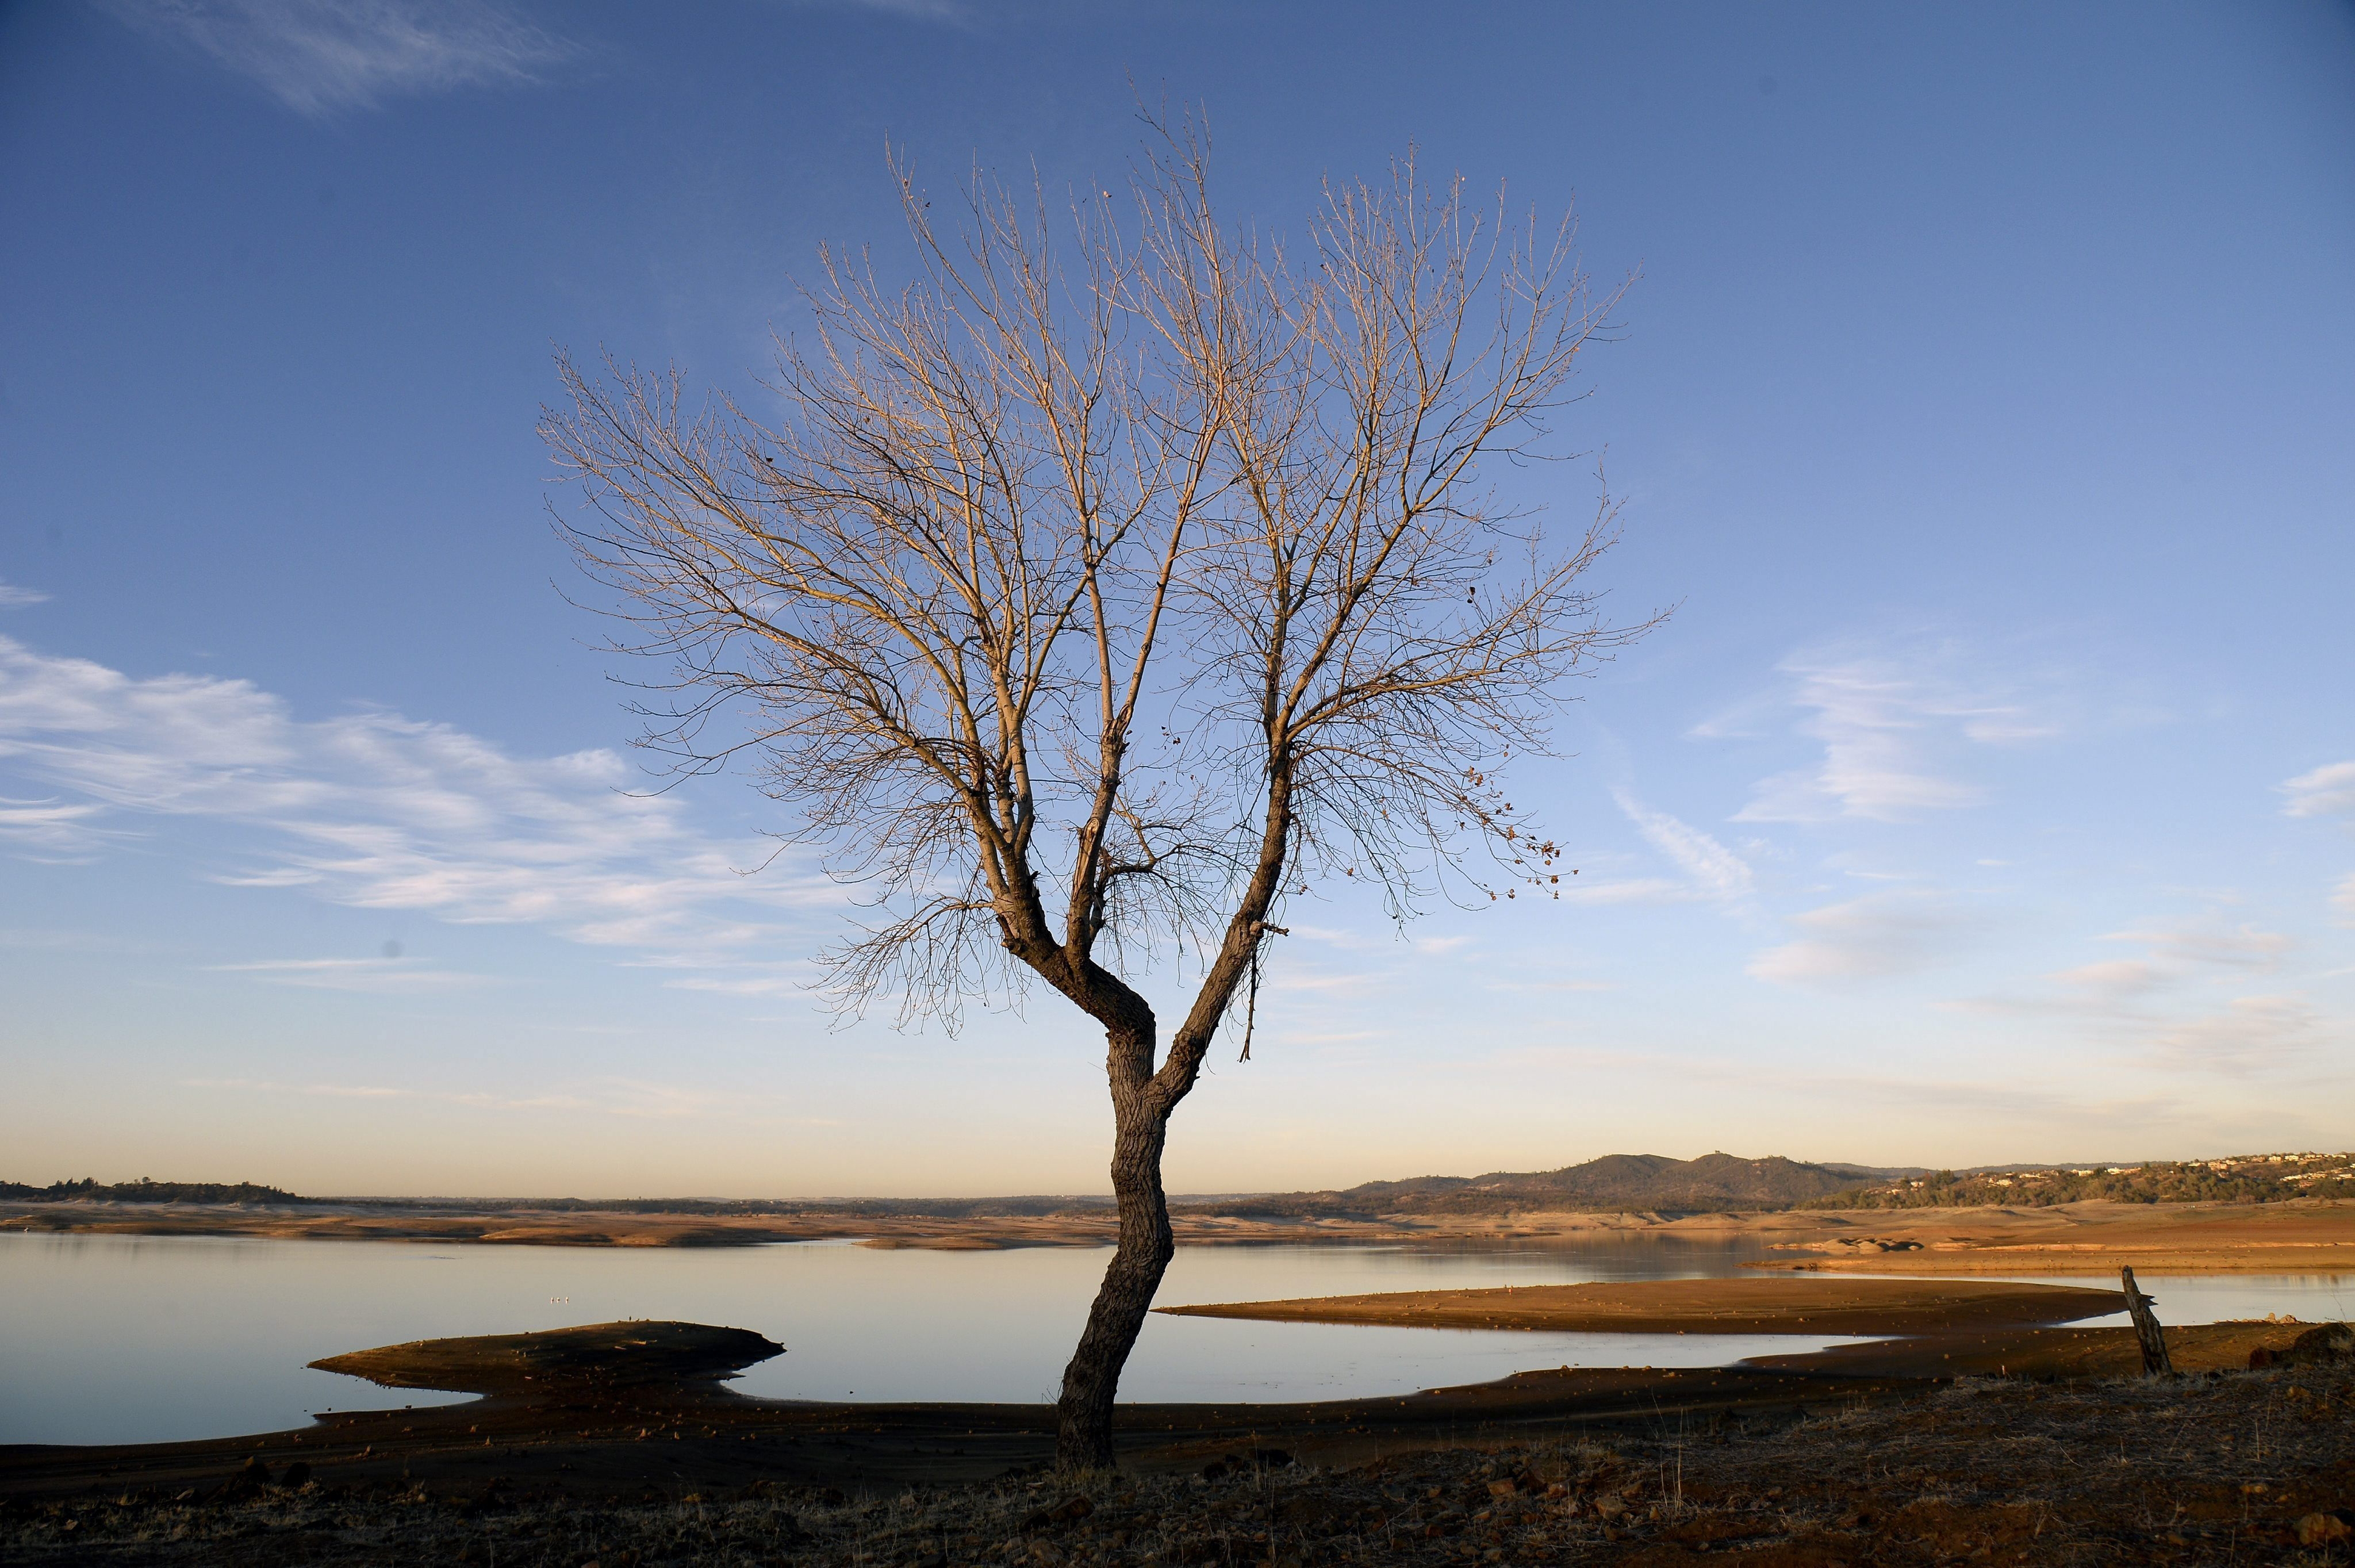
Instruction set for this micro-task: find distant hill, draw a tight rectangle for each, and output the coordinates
[17,1151,2344,1217]
[1178,1152,1925,1219]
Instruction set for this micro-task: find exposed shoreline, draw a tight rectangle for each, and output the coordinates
[10,1358,2353,1565]
[5,1194,2350,1270]
[0,1313,2326,1508]
[1155,1278,2127,1335]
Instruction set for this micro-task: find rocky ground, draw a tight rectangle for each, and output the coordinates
[7,1361,2350,1566]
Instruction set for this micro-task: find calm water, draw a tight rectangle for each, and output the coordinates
[2,1232,2346,1447]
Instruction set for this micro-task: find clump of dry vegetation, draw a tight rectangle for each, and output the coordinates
[9,1363,2350,1565]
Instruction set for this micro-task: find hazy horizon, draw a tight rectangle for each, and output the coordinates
[3,1,2350,1198]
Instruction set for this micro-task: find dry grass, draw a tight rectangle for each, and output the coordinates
[7,1363,2350,1565]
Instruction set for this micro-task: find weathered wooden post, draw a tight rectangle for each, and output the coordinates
[2120,1266,2174,1375]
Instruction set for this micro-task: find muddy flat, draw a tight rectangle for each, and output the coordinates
[1755,1318,2329,1381]
[1155,1277,2122,1335]
[309,1320,784,1397]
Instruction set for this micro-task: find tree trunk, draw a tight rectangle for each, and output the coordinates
[1055,1084,1174,1470]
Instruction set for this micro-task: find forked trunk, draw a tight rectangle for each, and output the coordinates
[1054,1088,1173,1469]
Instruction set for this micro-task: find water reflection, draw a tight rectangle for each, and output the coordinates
[2,1232,2344,1447]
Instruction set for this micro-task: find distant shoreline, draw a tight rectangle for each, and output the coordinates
[4,1194,2350,1272]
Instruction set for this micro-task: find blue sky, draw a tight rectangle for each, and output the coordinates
[2,0,2350,1197]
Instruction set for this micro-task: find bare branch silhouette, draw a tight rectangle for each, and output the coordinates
[544,111,1661,1468]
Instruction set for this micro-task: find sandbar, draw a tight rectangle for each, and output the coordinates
[1156,1277,2123,1335]
[309,1320,784,1398]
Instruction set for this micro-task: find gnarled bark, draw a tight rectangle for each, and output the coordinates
[1056,1076,1175,1468]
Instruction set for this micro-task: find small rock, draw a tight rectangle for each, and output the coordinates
[1593,1494,1628,1520]
[279,1460,311,1489]
[2299,1511,2355,1547]
[2252,1322,2355,1367]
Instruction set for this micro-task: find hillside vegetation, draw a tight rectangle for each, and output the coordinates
[0,1178,312,1206]
[1802,1152,2355,1209]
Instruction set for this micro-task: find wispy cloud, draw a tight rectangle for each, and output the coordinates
[1747,891,1984,987]
[1969,915,2324,1074]
[181,1072,841,1123]
[1555,876,1689,906]
[2150,995,2321,1075]
[99,0,572,116]
[0,579,49,609]
[1991,918,2296,1017]
[0,794,112,854]
[1612,791,1754,905]
[2280,761,2355,922]
[1716,646,2057,823]
[0,633,831,982]
[2283,761,2355,819]
[206,956,499,992]
[2109,921,2292,971]
[1487,1040,2255,1136]
[788,0,973,23]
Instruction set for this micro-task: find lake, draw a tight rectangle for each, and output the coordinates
[3,1232,2346,1447]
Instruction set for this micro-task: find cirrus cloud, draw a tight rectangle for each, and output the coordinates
[0,632,831,985]
[2283,761,2355,819]
[98,0,573,117]
[1711,645,2059,824]
[1747,891,1985,987]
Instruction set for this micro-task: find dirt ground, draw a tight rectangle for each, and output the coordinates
[5,1356,2350,1565]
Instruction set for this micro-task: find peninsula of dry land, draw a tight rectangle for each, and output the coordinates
[1156,1278,2127,1336]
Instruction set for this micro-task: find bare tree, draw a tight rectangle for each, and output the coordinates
[544,118,1659,1470]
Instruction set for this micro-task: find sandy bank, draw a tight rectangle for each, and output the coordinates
[1156,1278,2124,1335]
[1742,1198,2355,1275]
